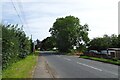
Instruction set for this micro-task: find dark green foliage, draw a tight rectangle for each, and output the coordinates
[30,39,34,53]
[118,34,120,47]
[49,15,89,52]
[35,39,41,50]
[19,53,27,59]
[40,37,56,51]
[0,24,2,67]
[88,34,120,51]
[2,24,31,69]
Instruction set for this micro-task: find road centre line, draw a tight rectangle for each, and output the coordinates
[58,56,118,76]
[57,56,117,76]
[77,62,102,71]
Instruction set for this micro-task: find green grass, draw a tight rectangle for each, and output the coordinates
[0,69,1,80]
[80,55,120,65]
[2,51,39,78]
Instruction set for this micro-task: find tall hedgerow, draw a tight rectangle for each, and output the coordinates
[2,24,31,69]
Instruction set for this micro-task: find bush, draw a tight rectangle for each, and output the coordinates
[19,53,27,59]
[112,58,118,61]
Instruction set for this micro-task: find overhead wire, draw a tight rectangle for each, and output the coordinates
[16,0,31,35]
[11,0,24,26]
[10,0,31,36]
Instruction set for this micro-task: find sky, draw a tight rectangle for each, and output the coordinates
[1,0,120,41]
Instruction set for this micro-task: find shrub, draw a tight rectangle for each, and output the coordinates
[112,58,118,61]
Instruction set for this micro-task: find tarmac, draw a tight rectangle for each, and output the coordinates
[33,56,53,78]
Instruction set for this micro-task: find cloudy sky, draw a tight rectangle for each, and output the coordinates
[1,0,120,41]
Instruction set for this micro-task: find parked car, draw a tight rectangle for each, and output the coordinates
[89,50,100,54]
[100,50,115,55]
[100,50,116,59]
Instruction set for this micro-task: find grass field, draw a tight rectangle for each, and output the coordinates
[2,51,39,78]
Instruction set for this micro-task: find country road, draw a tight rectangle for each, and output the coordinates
[40,51,119,78]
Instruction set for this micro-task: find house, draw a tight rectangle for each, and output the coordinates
[107,48,120,59]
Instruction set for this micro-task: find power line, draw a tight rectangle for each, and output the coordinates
[16,0,31,33]
[11,0,31,36]
[11,0,24,26]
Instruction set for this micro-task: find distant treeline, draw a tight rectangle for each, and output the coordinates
[2,24,32,69]
[88,34,120,51]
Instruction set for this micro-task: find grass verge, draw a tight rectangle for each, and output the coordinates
[80,55,120,65]
[0,69,1,80]
[2,51,39,78]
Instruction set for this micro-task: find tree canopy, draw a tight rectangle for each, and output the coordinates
[40,37,56,51]
[49,15,89,52]
[88,34,119,51]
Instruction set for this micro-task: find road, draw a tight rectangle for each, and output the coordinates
[40,51,119,78]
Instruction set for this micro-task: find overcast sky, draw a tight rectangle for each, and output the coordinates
[1,0,120,41]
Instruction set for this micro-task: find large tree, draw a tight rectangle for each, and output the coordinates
[49,15,89,52]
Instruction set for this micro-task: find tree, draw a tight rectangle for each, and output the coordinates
[118,34,120,47]
[35,39,41,50]
[40,37,56,51]
[110,34,118,48]
[88,37,105,51]
[49,15,89,52]
[88,34,119,51]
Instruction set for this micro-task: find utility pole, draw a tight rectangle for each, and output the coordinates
[30,35,33,53]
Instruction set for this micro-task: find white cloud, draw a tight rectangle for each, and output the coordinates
[2,0,120,40]
[0,1,2,22]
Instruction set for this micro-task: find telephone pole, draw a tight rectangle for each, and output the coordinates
[30,35,34,53]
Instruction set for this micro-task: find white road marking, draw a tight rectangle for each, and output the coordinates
[77,62,102,71]
[64,58,71,61]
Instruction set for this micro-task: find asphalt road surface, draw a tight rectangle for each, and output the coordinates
[40,51,119,78]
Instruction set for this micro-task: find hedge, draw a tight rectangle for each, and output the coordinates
[2,24,32,69]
